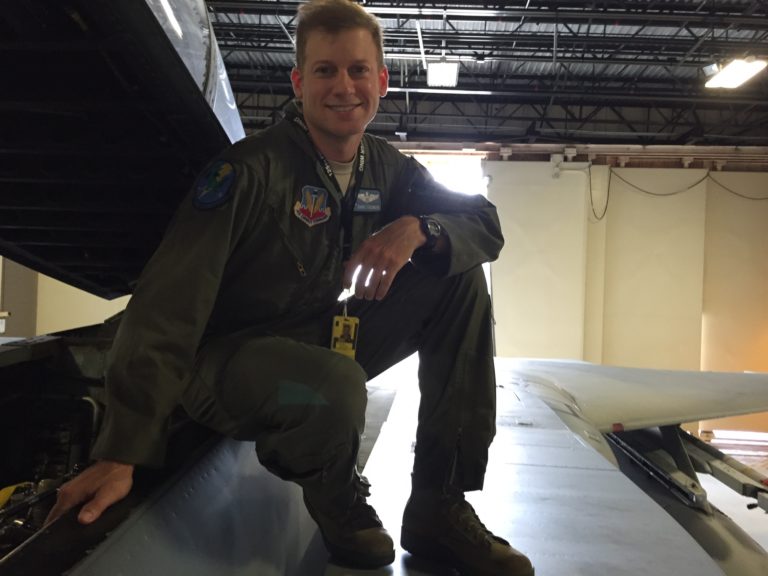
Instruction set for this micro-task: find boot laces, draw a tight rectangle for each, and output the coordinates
[448,495,502,548]
[345,491,383,531]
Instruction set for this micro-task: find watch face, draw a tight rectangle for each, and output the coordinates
[427,219,441,237]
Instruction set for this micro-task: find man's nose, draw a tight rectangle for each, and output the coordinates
[333,71,355,94]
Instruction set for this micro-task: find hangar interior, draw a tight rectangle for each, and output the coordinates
[1,1,767,575]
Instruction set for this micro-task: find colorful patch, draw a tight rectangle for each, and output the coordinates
[294,185,332,226]
[354,188,382,212]
[193,160,236,209]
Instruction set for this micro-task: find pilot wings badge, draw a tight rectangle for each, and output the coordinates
[294,185,332,227]
[353,188,382,213]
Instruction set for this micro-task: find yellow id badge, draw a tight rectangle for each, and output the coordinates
[331,315,359,359]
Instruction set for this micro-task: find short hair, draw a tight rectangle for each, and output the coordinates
[295,0,385,70]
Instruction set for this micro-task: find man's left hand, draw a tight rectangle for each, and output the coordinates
[343,216,426,300]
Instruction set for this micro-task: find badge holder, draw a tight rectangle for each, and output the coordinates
[331,301,359,360]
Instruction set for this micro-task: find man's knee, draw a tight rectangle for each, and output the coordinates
[255,356,368,480]
[315,355,368,432]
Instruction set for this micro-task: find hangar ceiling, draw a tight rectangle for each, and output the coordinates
[208,0,768,147]
[1,1,767,299]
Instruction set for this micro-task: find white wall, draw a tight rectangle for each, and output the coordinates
[485,161,589,359]
[36,274,129,335]
[700,172,768,432]
[0,258,128,336]
[701,172,768,372]
[0,258,38,337]
[487,162,768,374]
[487,162,768,431]
[601,169,707,370]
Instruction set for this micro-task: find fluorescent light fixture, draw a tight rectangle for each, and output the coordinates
[705,58,767,89]
[427,61,459,87]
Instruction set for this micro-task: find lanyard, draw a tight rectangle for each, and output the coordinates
[291,115,366,261]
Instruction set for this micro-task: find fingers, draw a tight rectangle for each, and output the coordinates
[344,258,397,301]
[44,461,134,526]
[344,217,424,300]
[373,268,393,300]
[342,260,362,291]
[77,479,132,524]
[45,485,84,526]
[364,267,393,301]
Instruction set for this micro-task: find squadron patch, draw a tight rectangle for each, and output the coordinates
[354,188,382,213]
[193,160,236,210]
[294,185,332,226]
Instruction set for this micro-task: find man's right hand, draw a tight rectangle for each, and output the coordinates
[45,460,134,526]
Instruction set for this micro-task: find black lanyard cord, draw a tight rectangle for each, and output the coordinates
[291,114,366,261]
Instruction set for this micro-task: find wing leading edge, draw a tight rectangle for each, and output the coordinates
[499,358,768,433]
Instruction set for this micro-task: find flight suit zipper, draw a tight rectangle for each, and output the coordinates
[270,207,308,278]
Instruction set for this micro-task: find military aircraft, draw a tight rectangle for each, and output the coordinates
[1,1,767,575]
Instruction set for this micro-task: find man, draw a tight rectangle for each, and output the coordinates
[47,1,534,575]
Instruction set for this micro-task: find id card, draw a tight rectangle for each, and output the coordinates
[331,315,359,359]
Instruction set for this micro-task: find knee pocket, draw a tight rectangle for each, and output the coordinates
[315,355,368,429]
[229,347,367,437]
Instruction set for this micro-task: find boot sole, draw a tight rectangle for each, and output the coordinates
[324,538,395,569]
[401,527,535,576]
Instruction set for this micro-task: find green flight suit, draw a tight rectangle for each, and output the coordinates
[92,100,504,495]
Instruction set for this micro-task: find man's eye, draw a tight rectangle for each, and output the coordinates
[314,66,333,76]
[350,65,370,76]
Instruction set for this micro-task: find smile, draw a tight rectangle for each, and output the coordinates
[327,104,361,112]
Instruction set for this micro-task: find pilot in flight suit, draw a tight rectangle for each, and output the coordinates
[52,1,535,574]
[92,101,505,565]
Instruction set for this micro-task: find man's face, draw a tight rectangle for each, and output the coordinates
[291,28,388,152]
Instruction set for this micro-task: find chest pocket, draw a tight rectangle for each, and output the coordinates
[270,197,344,308]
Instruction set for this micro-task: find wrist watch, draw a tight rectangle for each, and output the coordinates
[419,216,442,250]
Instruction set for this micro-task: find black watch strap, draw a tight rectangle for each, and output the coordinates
[419,216,442,250]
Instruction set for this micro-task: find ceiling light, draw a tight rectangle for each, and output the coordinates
[701,63,720,77]
[705,58,767,89]
[427,61,459,87]
[395,115,408,141]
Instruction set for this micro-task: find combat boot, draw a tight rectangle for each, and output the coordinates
[303,485,395,568]
[401,490,534,576]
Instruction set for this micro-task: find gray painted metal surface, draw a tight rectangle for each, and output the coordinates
[67,439,324,576]
[66,364,749,576]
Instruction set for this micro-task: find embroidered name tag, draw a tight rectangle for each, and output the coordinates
[354,189,382,213]
[294,185,332,226]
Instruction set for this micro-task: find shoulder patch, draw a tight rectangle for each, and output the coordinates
[193,160,236,210]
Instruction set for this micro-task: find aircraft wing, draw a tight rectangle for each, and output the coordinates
[495,358,768,576]
[500,358,768,432]
[496,358,768,463]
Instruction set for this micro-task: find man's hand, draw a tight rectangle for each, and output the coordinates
[343,216,426,300]
[45,460,134,526]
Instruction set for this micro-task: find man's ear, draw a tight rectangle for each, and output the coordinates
[378,66,389,97]
[290,67,303,98]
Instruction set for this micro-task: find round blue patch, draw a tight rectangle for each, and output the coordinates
[193,160,236,209]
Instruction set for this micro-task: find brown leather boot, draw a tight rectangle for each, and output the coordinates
[401,490,534,576]
[304,488,394,568]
